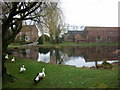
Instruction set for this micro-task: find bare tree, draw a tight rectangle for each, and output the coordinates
[1,1,59,76]
[37,2,64,44]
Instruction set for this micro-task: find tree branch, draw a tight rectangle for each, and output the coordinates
[14,2,38,15]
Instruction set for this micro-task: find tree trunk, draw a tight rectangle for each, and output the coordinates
[2,20,22,77]
[95,61,98,69]
[2,53,7,77]
[2,42,8,77]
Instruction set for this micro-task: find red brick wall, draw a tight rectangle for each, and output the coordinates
[15,25,39,43]
[85,27,119,43]
[74,34,87,43]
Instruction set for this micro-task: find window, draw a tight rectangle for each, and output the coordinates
[98,35,100,40]
[26,49,30,53]
[96,35,100,41]
[107,36,109,40]
[25,36,29,41]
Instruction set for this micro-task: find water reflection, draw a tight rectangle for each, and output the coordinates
[8,46,119,67]
[37,52,50,63]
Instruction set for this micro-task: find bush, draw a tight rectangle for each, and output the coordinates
[37,34,50,44]
[98,61,113,69]
[37,37,43,44]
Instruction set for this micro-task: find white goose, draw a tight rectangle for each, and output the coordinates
[5,54,9,59]
[34,68,46,84]
[20,65,26,73]
[11,57,15,62]
[34,73,41,84]
[38,68,46,79]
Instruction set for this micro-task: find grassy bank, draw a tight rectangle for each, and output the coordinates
[37,42,119,47]
[59,42,119,46]
[3,56,119,88]
[8,42,119,48]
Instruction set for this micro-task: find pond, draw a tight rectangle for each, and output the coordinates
[8,46,119,67]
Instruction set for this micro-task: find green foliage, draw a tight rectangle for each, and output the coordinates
[3,56,118,88]
[37,36,43,44]
[38,47,50,54]
[21,34,26,44]
[13,34,26,44]
[37,35,50,44]
[102,61,113,69]
[97,61,113,69]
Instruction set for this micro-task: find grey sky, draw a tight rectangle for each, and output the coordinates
[61,0,119,27]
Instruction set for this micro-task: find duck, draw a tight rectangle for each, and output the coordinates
[5,54,9,59]
[34,73,41,84]
[11,57,15,62]
[38,68,46,79]
[20,65,26,73]
[34,68,46,84]
[59,58,63,64]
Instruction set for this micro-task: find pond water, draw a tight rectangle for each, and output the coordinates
[8,46,119,67]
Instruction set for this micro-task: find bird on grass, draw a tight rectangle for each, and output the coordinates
[34,73,41,84]
[34,68,46,84]
[11,57,15,62]
[20,65,26,73]
[38,68,46,79]
[5,54,9,60]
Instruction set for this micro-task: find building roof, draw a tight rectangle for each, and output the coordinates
[64,25,86,31]
[21,25,38,32]
[67,31,84,34]
[85,26,119,31]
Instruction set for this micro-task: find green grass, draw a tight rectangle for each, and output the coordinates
[8,44,28,48]
[8,42,119,48]
[3,56,119,88]
[60,42,119,46]
[37,42,119,47]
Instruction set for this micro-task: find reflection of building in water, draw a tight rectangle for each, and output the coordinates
[50,49,60,64]
[9,46,119,67]
[85,47,118,61]
[50,54,56,64]
[10,48,38,60]
[50,50,56,64]
[62,46,118,61]
[37,46,119,65]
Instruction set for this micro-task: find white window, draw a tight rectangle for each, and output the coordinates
[26,49,30,53]
[25,36,29,41]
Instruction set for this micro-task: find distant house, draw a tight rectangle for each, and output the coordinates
[85,27,119,43]
[15,25,39,43]
[63,26,119,43]
[64,31,87,43]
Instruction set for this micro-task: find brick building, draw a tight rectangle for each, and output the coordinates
[63,31,87,43]
[63,26,119,43]
[15,25,39,43]
[85,27,119,43]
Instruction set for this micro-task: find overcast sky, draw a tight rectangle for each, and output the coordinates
[61,0,119,27]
